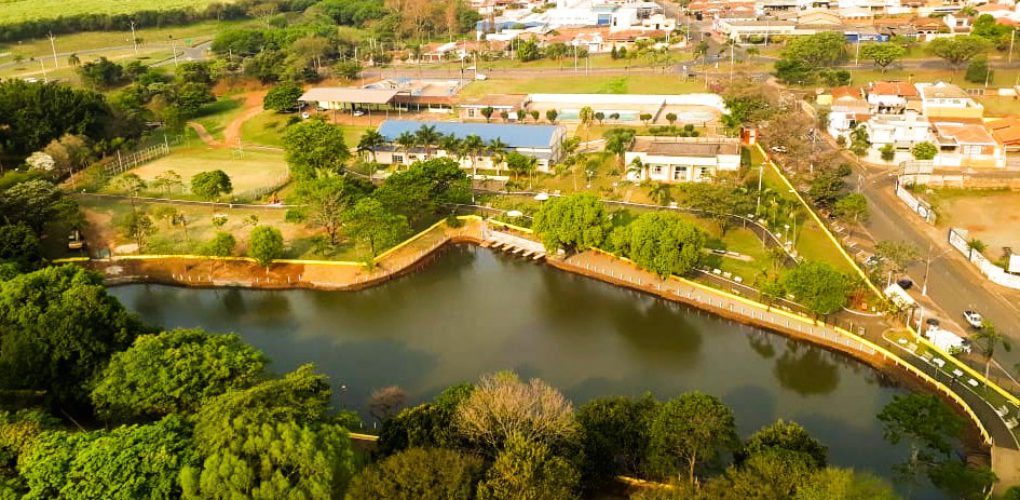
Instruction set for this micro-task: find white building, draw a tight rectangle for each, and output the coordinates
[863,113,932,151]
[625,137,742,183]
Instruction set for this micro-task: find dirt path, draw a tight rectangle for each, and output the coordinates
[187,90,266,149]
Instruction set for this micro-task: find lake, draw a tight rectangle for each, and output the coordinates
[110,245,925,489]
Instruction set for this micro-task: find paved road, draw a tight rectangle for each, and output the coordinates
[0,40,210,73]
[772,111,1020,375]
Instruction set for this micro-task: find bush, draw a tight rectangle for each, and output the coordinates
[198,232,236,257]
[965,56,991,84]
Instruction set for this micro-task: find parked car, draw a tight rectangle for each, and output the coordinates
[963,310,984,329]
[769,145,788,154]
[896,278,913,290]
[474,73,488,81]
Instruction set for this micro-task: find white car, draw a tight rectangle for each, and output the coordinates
[963,310,984,329]
[769,145,788,154]
[474,73,488,81]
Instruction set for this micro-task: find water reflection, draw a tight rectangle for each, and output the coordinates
[108,247,919,487]
[773,341,841,397]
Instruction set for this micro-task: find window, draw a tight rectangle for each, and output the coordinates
[393,155,404,164]
[468,109,476,117]
[962,145,983,156]
[673,166,687,181]
[653,166,663,175]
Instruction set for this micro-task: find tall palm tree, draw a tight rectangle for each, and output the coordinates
[578,106,595,145]
[488,137,509,175]
[440,134,463,166]
[395,131,417,169]
[357,129,386,163]
[973,322,1011,380]
[648,182,673,206]
[415,125,441,158]
[461,134,485,177]
[627,157,647,182]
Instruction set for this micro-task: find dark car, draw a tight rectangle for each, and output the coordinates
[896,278,913,290]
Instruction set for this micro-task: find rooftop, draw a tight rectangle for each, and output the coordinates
[920,82,972,100]
[986,117,1020,144]
[869,81,919,97]
[630,137,741,157]
[459,94,530,108]
[933,122,997,145]
[378,120,561,149]
[298,88,398,104]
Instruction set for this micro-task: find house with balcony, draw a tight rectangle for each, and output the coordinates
[864,81,920,114]
[824,86,871,140]
[624,137,742,183]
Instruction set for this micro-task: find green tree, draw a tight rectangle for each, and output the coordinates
[927,36,990,69]
[0,180,71,233]
[875,240,920,275]
[476,433,580,500]
[928,460,997,500]
[965,56,991,84]
[333,60,363,80]
[357,129,387,163]
[708,449,817,499]
[91,328,267,421]
[738,420,828,469]
[0,265,145,408]
[77,57,125,89]
[613,211,706,278]
[877,393,963,490]
[849,126,870,158]
[648,392,738,485]
[297,176,373,245]
[263,81,304,112]
[19,416,196,500]
[861,44,906,72]
[197,232,236,256]
[911,142,938,160]
[247,225,284,267]
[282,119,351,180]
[373,158,471,226]
[681,183,755,235]
[480,106,495,123]
[182,365,355,500]
[533,194,610,253]
[971,321,1011,380]
[603,128,635,167]
[833,193,869,229]
[576,395,659,484]
[794,468,899,500]
[879,144,896,162]
[342,198,410,258]
[545,109,558,123]
[243,49,285,83]
[377,384,474,456]
[119,210,155,250]
[190,170,233,200]
[780,261,850,316]
[0,224,42,271]
[775,32,848,84]
[345,447,485,500]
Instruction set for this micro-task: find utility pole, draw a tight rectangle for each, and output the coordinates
[130,21,139,55]
[169,35,179,68]
[48,32,58,69]
[1010,29,1017,64]
[39,59,48,83]
[755,162,764,216]
[855,36,861,67]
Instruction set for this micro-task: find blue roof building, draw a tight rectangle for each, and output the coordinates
[374,120,567,173]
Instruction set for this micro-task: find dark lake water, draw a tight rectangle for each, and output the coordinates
[109,245,930,491]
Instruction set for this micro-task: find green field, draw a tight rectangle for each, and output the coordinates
[460,74,708,97]
[0,0,238,24]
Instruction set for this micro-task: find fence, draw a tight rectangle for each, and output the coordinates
[103,142,171,176]
[948,228,1020,290]
[235,176,291,202]
[894,177,937,224]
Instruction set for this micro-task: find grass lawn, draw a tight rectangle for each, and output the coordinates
[0,18,247,56]
[193,96,246,140]
[240,110,289,147]
[424,50,692,72]
[0,49,174,83]
[459,74,709,97]
[0,0,238,24]
[105,146,289,198]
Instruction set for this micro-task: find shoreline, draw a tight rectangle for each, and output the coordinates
[72,218,1016,468]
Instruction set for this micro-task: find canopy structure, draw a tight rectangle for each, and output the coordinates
[299,88,399,109]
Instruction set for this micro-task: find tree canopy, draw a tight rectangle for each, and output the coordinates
[648,392,738,485]
[91,329,268,422]
[0,265,145,408]
[345,447,485,500]
[927,36,990,68]
[282,119,351,180]
[373,157,471,226]
[611,211,706,278]
[263,82,304,112]
[189,170,233,200]
[780,261,851,316]
[342,198,410,258]
[533,194,611,253]
[248,226,285,267]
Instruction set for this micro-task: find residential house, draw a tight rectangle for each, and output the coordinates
[825,86,871,139]
[932,122,1005,168]
[863,112,933,152]
[864,81,920,113]
[917,82,984,120]
[624,137,742,183]
[375,120,567,172]
[986,116,1020,152]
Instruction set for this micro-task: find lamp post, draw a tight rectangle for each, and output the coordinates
[921,241,953,297]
